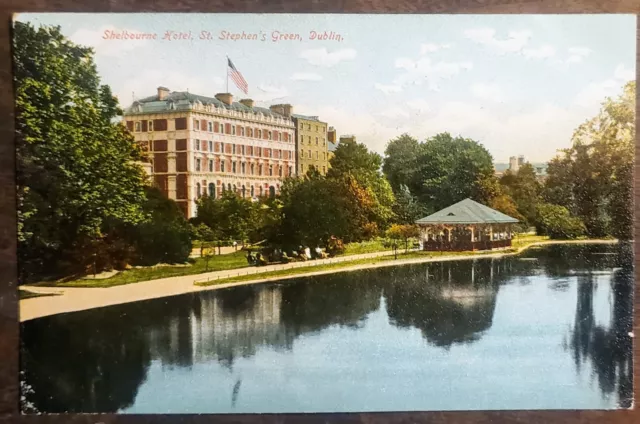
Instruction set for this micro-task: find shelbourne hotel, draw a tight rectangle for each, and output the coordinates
[123,87,296,218]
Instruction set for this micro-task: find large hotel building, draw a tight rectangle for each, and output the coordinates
[123,87,297,218]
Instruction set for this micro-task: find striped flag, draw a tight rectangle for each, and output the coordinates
[227,58,248,94]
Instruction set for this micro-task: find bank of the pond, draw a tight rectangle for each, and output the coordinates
[19,239,616,322]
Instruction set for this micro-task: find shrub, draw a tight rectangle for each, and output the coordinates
[535,203,586,240]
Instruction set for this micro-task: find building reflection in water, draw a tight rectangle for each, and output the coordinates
[20,243,633,413]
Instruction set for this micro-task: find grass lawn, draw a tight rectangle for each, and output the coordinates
[38,251,249,288]
[19,289,60,300]
[341,239,392,255]
[511,234,549,249]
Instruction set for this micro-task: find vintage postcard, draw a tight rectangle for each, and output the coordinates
[14,13,635,413]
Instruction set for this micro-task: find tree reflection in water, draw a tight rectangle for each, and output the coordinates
[20,243,633,413]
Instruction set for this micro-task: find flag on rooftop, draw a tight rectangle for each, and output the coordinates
[227,58,248,94]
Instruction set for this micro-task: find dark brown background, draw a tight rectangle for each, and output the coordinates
[0,1,638,423]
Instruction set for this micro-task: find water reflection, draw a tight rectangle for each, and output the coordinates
[21,243,633,413]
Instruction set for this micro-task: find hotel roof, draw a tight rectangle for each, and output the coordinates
[416,198,519,225]
[124,91,290,119]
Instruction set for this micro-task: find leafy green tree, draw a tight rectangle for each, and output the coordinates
[392,185,425,224]
[499,163,542,225]
[132,187,192,265]
[544,81,634,239]
[14,22,148,281]
[382,134,421,192]
[535,203,586,240]
[194,191,257,243]
[410,133,496,213]
[327,138,395,229]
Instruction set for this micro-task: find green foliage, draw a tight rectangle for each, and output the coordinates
[392,185,425,224]
[406,133,496,213]
[382,134,421,192]
[193,191,257,243]
[535,203,586,240]
[499,163,541,225]
[131,187,192,265]
[14,22,148,281]
[543,81,634,239]
[386,224,420,252]
[327,138,396,228]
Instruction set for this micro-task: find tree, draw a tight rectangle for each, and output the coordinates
[392,185,424,224]
[499,163,542,226]
[386,224,420,253]
[131,187,192,265]
[535,203,586,240]
[410,133,496,213]
[382,134,421,192]
[14,22,148,281]
[543,81,634,239]
[194,191,257,243]
[327,138,396,229]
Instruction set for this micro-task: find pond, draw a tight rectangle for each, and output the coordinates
[20,243,634,413]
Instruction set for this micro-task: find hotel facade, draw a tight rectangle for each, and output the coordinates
[291,114,330,176]
[123,87,296,218]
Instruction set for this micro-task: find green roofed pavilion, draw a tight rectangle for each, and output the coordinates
[415,198,519,251]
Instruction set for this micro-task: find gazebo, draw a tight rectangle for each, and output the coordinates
[415,198,519,251]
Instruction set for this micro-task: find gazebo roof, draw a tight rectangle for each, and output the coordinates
[415,198,519,225]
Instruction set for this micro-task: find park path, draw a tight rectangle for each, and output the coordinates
[19,239,617,322]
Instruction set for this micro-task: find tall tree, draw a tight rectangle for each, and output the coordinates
[392,185,425,224]
[194,191,258,243]
[327,138,396,229]
[544,81,634,239]
[499,163,542,225]
[410,133,496,213]
[14,22,148,281]
[382,133,421,192]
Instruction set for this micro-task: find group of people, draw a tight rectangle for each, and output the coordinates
[245,245,328,267]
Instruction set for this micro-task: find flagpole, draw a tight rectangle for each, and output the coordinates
[226,55,229,93]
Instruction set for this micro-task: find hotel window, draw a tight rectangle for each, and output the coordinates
[242,185,246,198]
[196,183,201,198]
[307,124,311,130]
[322,166,326,174]
[221,142,225,153]
[288,166,292,176]
[251,186,255,197]
[221,161,225,172]
[260,186,263,196]
[251,164,255,175]
[323,152,326,160]
[248,128,253,137]
[209,140,213,152]
[279,149,282,159]
[268,131,272,140]
[315,125,318,132]
[315,151,319,159]
[194,139,199,151]
[232,144,236,155]
[257,129,262,138]
[208,183,215,197]
[135,122,141,132]
[315,137,318,145]
[278,166,283,177]
[232,161,237,173]
[300,135,304,143]
[209,160,213,172]
[269,165,273,176]
[257,147,262,157]
[269,149,273,158]
[195,159,201,171]
[233,184,237,193]
[232,125,236,135]
[228,183,232,191]
[241,162,246,174]
[208,122,213,132]
[308,150,311,158]
[220,123,225,134]
[241,145,245,155]
[148,120,153,131]
[309,136,312,143]
[240,127,245,136]
[193,119,199,130]
[259,164,263,176]
[278,133,282,141]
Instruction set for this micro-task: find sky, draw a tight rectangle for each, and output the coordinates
[14,13,637,163]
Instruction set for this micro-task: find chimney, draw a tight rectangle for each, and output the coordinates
[215,93,233,105]
[269,104,293,117]
[157,86,170,100]
[328,126,337,143]
[239,98,254,108]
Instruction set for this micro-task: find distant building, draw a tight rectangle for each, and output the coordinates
[291,114,330,176]
[494,154,548,182]
[123,87,296,218]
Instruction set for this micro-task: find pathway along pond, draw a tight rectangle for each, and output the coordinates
[20,243,633,413]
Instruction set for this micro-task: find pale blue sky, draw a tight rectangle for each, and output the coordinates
[15,13,636,162]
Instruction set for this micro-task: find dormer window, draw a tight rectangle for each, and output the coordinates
[447,212,455,216]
